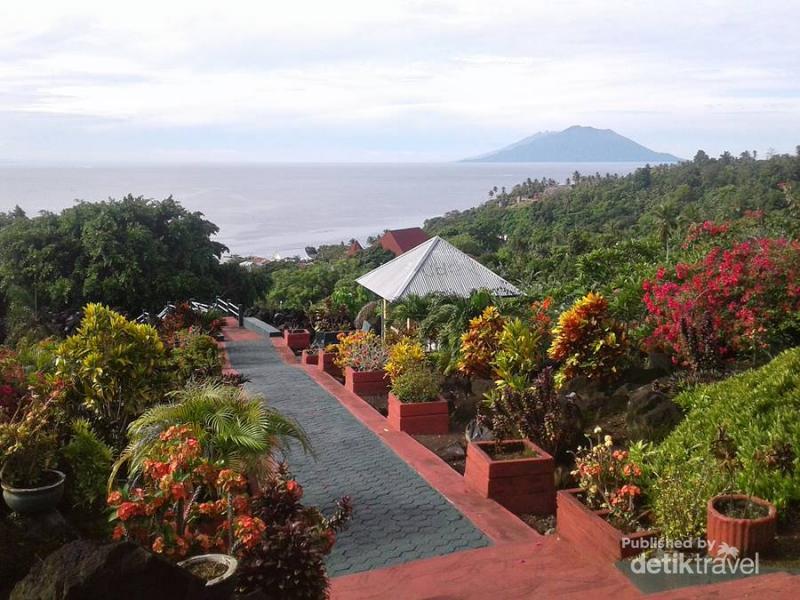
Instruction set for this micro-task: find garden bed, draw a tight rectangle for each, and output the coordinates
[387,393,449,435]
[557,488,657,563]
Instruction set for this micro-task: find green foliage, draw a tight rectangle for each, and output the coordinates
[648,348,800,539]
[55,304,169,448]
[116,382,311,484]
[62,419,113,509]
[169,329,223,384]
[0,196,260,343]
[492,317,545,391]
[390,364,442,403]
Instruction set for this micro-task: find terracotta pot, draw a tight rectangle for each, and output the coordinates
[178,554,238,600]
[344,367,389,396]
[300,349,319,365]
[387,392,449,435]
[283,329,311,351]
[317,350,342,378]
[556,488,657,562]
[2,469,66,514]
[706,494,777,558]
[464,439,555,515]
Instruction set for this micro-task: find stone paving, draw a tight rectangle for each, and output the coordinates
[225,337,489,577]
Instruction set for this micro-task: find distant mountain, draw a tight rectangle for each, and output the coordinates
[463,126,682,163]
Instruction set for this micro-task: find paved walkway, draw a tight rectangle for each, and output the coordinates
[224,333,488,576]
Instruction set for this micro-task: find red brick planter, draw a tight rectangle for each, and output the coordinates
[557,488,657,562]
[344,367,389,396]
[464,440,555,516]
[317,350,342,378]
[387,393,449,435]
[283,329,311,351]
[300,349,319,365]
[706,494,777,558]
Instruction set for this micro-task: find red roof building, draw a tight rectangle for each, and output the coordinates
[379,227,429,256]
[346,240,363,257]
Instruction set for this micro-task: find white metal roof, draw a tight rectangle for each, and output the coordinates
[356,236,521,302]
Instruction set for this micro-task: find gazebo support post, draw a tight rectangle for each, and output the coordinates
[382,298,388,341]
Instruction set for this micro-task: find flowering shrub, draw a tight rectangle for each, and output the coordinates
[160,302,224,345]
[237,466,352,600]
[458,306,505,379]
[548,293,628,388]
[333,330,388,372]
[643,238,800,369]
[572,428,644,531]
[384,338,426,383]
[108,425,264,559]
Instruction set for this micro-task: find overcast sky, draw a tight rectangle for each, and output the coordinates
[1,0,798,163]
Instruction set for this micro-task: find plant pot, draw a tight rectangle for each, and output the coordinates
[300,349,319,365]
[317,350,342,378]
[464,440,555,515]
[178,554,238,600]
[2,469,66,514]
[387,393,449,435]
[556,488,657,562]
[283,328,311,351]
[706,494,777,558]
[344,366,389,396]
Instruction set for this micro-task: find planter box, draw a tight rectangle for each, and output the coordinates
[300,349,319,366]
[344,366,389,396]
[557,488,657,562]
[317,350,342,378]
[707,494,777,558]
[464,440,555,515]
[387,392,449,435]
[283,329,311,351]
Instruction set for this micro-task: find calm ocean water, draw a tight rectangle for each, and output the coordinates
[0,163,644,257]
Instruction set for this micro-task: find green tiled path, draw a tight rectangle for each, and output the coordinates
[226,337,488,576]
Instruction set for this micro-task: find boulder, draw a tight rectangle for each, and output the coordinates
[11,540,204,600]
[625,387,683,442]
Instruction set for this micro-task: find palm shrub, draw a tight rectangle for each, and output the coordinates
[55,304,169,449]
[114,382,311,485]
[648,347,800,539]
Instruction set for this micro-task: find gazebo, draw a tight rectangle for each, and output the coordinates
[356,236,521,337]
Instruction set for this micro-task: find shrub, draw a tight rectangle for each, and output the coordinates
[458,306,505,379]
[62,419,113,509]
[237,466,352,600]
[385,338,426,383]
[116,382,310,484]
[643,238,800,369]
[480,367,580,457]
[56,304,168,449]
[333,330,388,372]
[492,317,547,391]
[648,348,800,539]
[169,328,223,383]
[160,302,224,344]
[572,428,645,531]
[547,292,628,388]
[108,425,264,559]
[0,348,27,419]
[390,364,442,403]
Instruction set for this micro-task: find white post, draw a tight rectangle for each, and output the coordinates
[382,298,388,341]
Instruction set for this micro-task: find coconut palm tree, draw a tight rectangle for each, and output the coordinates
[652,201,680,262]
[112,382,311,485]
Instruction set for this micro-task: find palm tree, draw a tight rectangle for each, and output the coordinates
[391,294,432,331]
[652,202,680,262]
[113,382,311,485]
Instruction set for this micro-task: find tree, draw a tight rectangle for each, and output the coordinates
[652,201,680,261]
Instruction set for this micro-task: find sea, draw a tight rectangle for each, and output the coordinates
[0,162,645,258]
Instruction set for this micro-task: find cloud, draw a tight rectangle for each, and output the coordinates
[0,0,798,160]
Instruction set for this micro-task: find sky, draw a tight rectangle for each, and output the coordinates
[0,0,798,163]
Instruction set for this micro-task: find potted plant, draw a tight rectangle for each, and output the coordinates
[334,331,389,396]
[283,328,311,352]
[0,391,66,514]
[317,345,342,378]
[705,430,786,558]
[387,364,448,435]
[178,554,238,600]
[557,428,656,562]
[300,348,319,366]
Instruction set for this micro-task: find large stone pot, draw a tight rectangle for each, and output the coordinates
[2,469,66,514]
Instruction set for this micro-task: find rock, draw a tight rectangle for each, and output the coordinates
[439,442,466,462]
[625,387,683,442]
[11,540,204,600]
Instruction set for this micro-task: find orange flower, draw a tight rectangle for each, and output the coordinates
[107,491,123,506]
[286,479,303,500]
[117,501,141,521]
[112,524,126,540]
[152,536,165,553]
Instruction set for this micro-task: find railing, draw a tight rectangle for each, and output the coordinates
[135,298,243,326]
